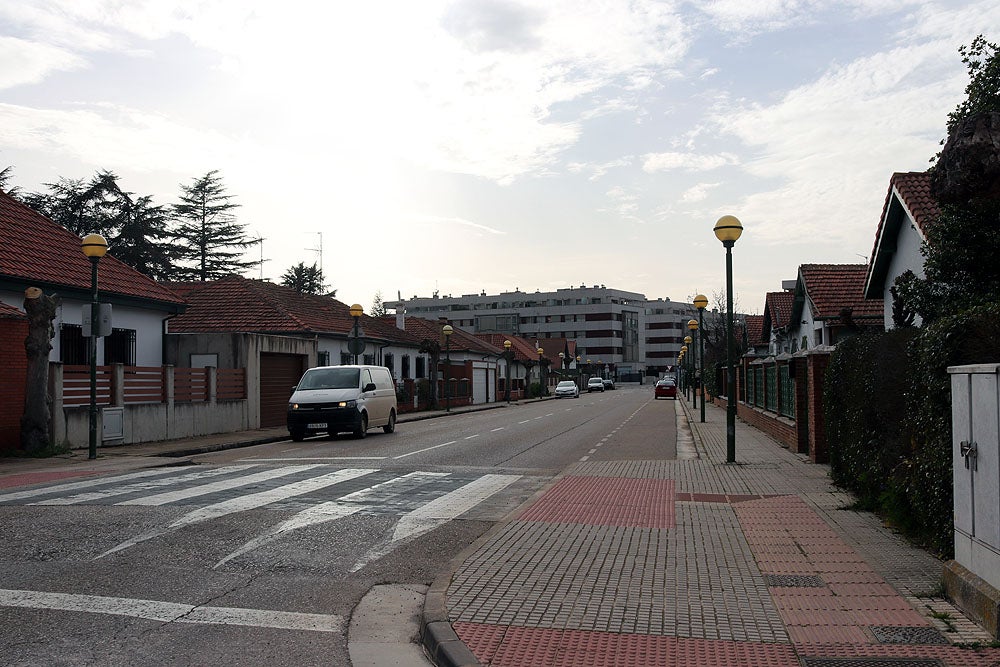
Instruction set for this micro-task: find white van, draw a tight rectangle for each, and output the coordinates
[287,365,398,441]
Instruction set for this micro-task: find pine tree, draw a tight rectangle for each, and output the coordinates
[281,262,327,294]
[172,170,260,281]
[370,290,387,317]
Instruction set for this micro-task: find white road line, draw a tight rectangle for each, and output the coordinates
[117,465,322,506]
[0,589,343,633]
[99,468,377,558]
[249,457,387,461]
[214,471,449,568]
[588,449,597,454]
[393,441,456,459]
[518,420,531,424]
[464,434,480,440]
[580,456,589,461]
[32,465,261,506]
[490,427,505,432]
[351,474,521,572]
[0,468,179,504]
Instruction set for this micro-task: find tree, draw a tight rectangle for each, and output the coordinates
[281,262,327,294]
[900,36,1000,322]
[370,291,387,317]
[112,195,179,280]
[22,287,58,455]
[418,337,441,409]
[0,165,19,196]
[172,170,260,281]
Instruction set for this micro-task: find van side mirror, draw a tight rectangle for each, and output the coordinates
[363,382,376,392]
[291,385,298,392]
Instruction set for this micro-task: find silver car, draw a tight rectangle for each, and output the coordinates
[554,380,580,398]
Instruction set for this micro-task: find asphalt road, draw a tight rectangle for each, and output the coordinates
[0,385,677,666]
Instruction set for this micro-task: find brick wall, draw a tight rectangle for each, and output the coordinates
[806,351,831,463]
[0,316,29,451]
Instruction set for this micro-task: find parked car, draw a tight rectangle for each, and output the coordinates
[587,377,605,392]
[602,378,615,390]
[287,365,398,441]
[654,378,677,400]
[554,380,580,398]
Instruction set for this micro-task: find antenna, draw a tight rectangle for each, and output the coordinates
[254,232,269,280]
[306,232,323,274]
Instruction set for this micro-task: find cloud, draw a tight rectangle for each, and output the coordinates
[642,151,739,172]
[567,158,632,180]
[0,36,84,89]
[413,215,506,235]
[681,182,719,202]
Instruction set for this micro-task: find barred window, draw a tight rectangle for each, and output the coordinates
[105,328,136,365]
[416,357,426,379]
[318,350,330,366]
[60,324,87,365]
[402,354,411,379]
[340,352,351,365]
[384,352,394,375]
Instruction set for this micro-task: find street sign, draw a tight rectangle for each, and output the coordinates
[348,338,365,355]
[82,303,112,337]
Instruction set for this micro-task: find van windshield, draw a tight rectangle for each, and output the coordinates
[298,367,360,390]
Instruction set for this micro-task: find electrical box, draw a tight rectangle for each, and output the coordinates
[82,303,112,337]
[102,407,124,441]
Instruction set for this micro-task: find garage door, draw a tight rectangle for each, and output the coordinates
[473,367,487,404]
[260,353,306,427]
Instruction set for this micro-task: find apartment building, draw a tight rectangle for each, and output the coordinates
[389,286,693,380]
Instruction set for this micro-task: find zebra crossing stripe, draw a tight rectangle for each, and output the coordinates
[214,471,450,568]
[350,474,521,572]
[31,465,261,506]
[99,468,377,559]
[116,464,323,506]
[0,589,343,633]
[0,468,179,504]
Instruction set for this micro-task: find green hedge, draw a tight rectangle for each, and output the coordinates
[825,304,1000,557]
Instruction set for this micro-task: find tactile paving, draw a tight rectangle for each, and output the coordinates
[869,626,948,645]
[765,574,825,587]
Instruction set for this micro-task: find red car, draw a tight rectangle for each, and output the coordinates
[654,379,677,400]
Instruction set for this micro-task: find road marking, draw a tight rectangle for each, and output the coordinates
[464,434,480,440]
[0,468,179,504]
[99,468,377,558]
[352,474,521,572]
[490,427,505,432]
[117,464,323,506]
[393,441,456,459]
[215,471,449,568]
[580,456,589,461]
[249,457,388,461]
[0,589,343,633]
[32,465,261,506]
[588,449,597,454]
[518,420,531,424]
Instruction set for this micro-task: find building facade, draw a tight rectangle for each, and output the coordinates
[389,286,693,380]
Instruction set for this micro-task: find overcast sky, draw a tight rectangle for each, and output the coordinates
[1,1,997,314]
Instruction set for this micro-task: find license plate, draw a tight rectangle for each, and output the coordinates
[307,423,326,429]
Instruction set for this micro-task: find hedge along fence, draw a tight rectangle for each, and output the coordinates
[825,304,1000,558]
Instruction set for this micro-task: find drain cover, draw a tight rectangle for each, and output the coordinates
[765,574,825,587]
[801,659,944,667]
[870,625,948,645]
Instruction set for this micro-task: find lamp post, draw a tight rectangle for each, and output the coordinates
[694,294,708,423]
[443,324,453,411]
[576,356,582,390]
[503,339,512,403]
[683,336,692,400]
[349,303,363,364]
[714,214,743,463]
[81,233,108,460]
[688,319,699,409]
[537,347,545,397]
[679,345,688,395]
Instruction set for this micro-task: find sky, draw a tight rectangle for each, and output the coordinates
[1,0,998,315]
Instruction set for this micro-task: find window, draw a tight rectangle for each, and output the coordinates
[318,350,330,366]
[416,357,426,379]
[402,354,411,378]
[60,324,87,364]
[363,353,374,365]
[105,328,136,365]
[384,352,394,375]
[340,352,351,365]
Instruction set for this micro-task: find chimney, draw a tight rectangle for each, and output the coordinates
[396,300,405,330]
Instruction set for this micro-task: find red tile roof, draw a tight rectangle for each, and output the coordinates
[167,276,421,345]
[0,301,26,319]
[475,333,544,362]
[764,292,795,329]
[799,264,884,322]
[891,171,938,234]
[744,315,765,346]
[0,191,185,307]
[392,317,502,356]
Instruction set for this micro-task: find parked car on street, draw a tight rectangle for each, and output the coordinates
[287,365,398,440]
[654,378,677,400]
[602,378,615,390]
[554,380,580,398]
[587,377,605,392]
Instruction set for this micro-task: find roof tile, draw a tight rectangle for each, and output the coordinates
[800,264,884,321]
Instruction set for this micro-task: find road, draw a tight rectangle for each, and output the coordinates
[0,385,678,666]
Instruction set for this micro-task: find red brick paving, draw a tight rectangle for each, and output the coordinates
[518,476,676,528]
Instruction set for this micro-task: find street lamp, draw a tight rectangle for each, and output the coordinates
[503,339,512,403]
[81,233,108,460]
[443,324,453,411]
[349,303,364,364]
[694,294,708,423]
[714,214,743,463]
[576,355,582,390]
[683,336,692,400]
[558,351,565,370]
[537,347,545,397]
[688,319,699,409]
[680,344,688,395]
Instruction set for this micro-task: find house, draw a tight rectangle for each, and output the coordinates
[474,333,542,400]
[390,316,503,405]
[863,171,939,329]
[165,276,425,427]
[788,264,885,350]
[742,314,767,357]
[761,289,795,354]
[0,190,188,450]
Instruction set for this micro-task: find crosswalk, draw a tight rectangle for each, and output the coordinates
[1,464,523,568]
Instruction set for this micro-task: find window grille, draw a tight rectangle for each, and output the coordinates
[60,323,87,364]
[105,328,136,365]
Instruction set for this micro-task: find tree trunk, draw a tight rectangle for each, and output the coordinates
[22,287,57,454]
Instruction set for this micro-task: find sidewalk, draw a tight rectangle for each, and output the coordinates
[421,398,1000,666]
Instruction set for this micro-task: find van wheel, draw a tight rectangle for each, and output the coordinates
[290,428,305,442]
[354,413,368,439]
[383,410,396,434]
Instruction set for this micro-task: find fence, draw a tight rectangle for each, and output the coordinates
[61,364,246,406]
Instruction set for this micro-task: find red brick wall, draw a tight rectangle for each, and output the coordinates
[737,402,797,449]
[806,352,831,463]
[0,317,29,451]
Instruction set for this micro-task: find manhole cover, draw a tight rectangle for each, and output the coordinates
[870,625,948,645]
[765,574,825,587]
[801,659,944,667]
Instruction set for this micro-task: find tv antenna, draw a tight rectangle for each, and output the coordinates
[306,232,323,274]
